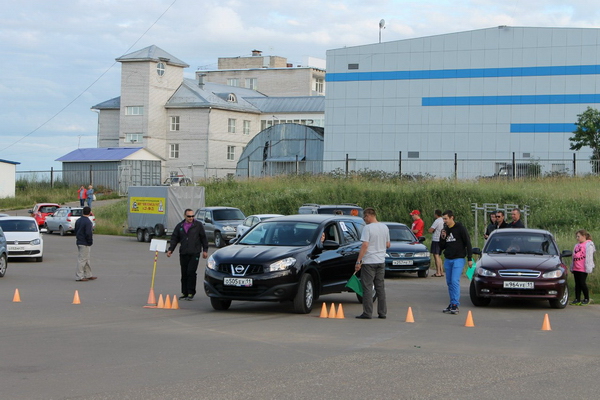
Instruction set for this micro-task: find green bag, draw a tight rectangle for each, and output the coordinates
[466,258,477,280]
[345,272,363,296]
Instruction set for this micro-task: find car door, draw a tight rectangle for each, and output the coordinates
[314,222,360,293]
[46,209,61,231]
[203,210,216,242]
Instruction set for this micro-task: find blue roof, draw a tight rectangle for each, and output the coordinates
[0,159,20,165]
[56,147,144,162]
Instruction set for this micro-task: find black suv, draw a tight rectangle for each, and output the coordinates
[298,203,363,217]
[204,214,365,313]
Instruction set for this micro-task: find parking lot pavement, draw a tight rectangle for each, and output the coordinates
[1,233,600,399]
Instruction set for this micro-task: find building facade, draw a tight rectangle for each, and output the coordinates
[325,27,600,178]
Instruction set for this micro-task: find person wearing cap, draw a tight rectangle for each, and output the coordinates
[410,210,424,239]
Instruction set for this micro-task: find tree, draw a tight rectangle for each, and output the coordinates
[570,107,600,173]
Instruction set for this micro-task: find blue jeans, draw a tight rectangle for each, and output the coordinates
[444,258,466,306]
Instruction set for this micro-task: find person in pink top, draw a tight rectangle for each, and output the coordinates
[570,229,596,305]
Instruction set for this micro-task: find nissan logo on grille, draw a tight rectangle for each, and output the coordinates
[234,265,245,274]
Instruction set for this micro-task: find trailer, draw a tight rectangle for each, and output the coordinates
[127,186,205,242]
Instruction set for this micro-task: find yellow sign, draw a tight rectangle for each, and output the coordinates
[130,197,165,214]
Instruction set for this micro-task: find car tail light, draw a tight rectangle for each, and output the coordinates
[67,212,72,222]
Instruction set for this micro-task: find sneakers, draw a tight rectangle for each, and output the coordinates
[450,304,460,315]
[442,304,452,313]
[186,294,194,301]
[570,299,581,306]
[179,295,188,300]
[581,299,590,305]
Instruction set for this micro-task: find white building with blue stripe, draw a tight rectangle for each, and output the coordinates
[324,26,600,177]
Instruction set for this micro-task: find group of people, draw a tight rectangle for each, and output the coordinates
[484,208,524,239]
[77,185,95,208]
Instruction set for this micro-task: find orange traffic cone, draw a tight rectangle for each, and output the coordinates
[541,313,552,331]
[12,288,21,303]
[164,294,172,309]
[465,310,475,327]
[336,303,345,319]
[319,303,328,318]
[146,288,157,306]
[156,294,165,309]
[171,295,179,310]
[405,306,415,323]
[72,290,81,305]
[328,303,337,318]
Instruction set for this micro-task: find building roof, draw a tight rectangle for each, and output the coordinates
[245,96,324,113]
[91,96,120,110]
[56,147,150,162]
[0,159,20,165]
[165,80,265,112]
[116,45,189,68]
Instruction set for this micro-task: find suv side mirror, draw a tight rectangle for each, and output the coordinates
[205,217,212,223]
[418,236,426,243]
[561,250,572,258]
[472,248,482,255]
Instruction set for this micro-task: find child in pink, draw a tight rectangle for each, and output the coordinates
[570,229,596,305]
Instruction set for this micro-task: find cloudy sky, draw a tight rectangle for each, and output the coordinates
[2,0,599,172]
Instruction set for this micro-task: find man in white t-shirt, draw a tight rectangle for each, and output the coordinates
[355,207,391,319]
[428,209,444,277]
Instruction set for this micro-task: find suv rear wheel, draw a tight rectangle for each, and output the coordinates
[293,273,314,314]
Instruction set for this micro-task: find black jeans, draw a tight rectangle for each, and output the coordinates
[180,253,200,296]
[573,271,589,300]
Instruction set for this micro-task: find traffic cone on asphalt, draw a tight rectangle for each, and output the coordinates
[171,295,179,310]
[328,303,337,318]
[405,306,415,323]
[541,313,552,331]
[156,294,164,309]
[72,290,81,305]
[465,310,475,327]
[164,294,172,309]
[13,289,21,303]
[146,288,156,306]
[319,303,328,318]
[336,303,345,319]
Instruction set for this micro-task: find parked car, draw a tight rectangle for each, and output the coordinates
[470,228,571,309]
[236,214,284,239]
[298,203,363,217]
[163,176,193,186]
[195,207,246,248]
[29,203,60,227]
[0,225,7,277]
[0,216,44,262]
[383,222,430,277]
[44,207,96,236]
[204,214,366,313]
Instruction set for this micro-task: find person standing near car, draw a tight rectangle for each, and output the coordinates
[77,185,87,207]
[484,211,497,239]
[86,185,94,208]
[167,209,209,301]
[509,208,525,228]
[570,229,596,305]
[428,209,445,277]
[410,210,425,239]
[495,211,508,229]
[355,207,391,319]
[74,206,96,282]
[439,210,472,315]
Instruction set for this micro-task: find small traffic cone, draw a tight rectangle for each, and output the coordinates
[541,313,552,331]
[319,303,328,318]
[146,288,156,306]
[465,310,475,327]
[405,306,415,323]
[171,295,179,310]
[156,294,165,309]
[336,303,345,319]
[164,294,172,309]
[12,288,21,303]
[72,290,81,304]
[328,303,337,318]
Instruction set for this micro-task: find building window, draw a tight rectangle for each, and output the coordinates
[170,116,180,131]
[315,78,324,93]
[227,78,239,87]
[552,163,566,172]
[125,133,143,143]
[170,144,180,159]
[243,120,251,135]
[156,62,165,76]
[228,118,236,133]
[245,78,257,90]
[407,151,420,158]
[227,93,237,102]
[348,63,359,70]
[125,106,144,115]
[227,146,235,160]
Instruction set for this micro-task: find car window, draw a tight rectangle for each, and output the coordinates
[323,223,340,243]
[0,220,38,232]
[40,206,58,213]
[340,221,360,242]
[239,221,318,246]
[484,232,558,255]
[388,225,416,242]
[213,209,244,221]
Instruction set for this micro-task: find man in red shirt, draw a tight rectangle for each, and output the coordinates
[410,210,424,238]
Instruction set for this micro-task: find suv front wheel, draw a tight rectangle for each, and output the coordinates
[214,232,224,248]
[293,273,314,314]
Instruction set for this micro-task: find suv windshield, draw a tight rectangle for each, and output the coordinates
[484,232,558,255]
[213,209,245,221]
[240,221,318,246]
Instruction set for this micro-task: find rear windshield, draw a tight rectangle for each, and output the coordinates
[70,209,83,217]
[0,219,38,232]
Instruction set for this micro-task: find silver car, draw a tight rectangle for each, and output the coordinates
[44,207,96,236]
[0,224,7,276]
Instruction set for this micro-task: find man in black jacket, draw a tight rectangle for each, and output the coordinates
[167,209,209,300]
[74,206,96,281]
[439,210,472,315]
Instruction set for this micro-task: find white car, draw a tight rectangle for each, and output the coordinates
[44,207,96,236]
[236,214,284,238]
[0,216,44,262]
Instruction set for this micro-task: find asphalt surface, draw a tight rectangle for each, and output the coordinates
[1,202,600,399]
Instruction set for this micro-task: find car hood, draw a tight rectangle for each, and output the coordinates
[387,241,428,253]
[4,232,42,242]
[479,253,563,270]
[213,244,305,263]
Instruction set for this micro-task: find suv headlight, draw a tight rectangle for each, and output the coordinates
[414,251,430,257]
[267,257,296,272]
[31,238,41,245]
[207,256,216,270]
[542,269,563,278]
[476,267,496,277]
[222,226,235,232]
